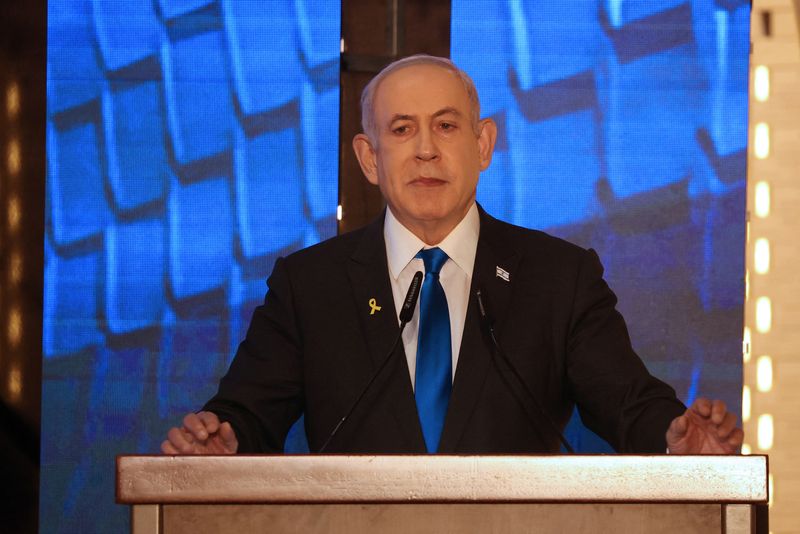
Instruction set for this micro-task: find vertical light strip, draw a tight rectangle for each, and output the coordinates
[756,297,772,333]
[754,65,770,101]
[756,356,773,392]
[9,251,21,285]
[745,269,750,301]
[743,326,751,363]
[754,122,770,159]
[754,238,770,274]
[754,181,770,218]
[758,414,774,450]
[7,138,20,176]
[6,81,20,118]
[742,385,751,422]
[769,473,774,508]
[8,195,21,232]
[8,366,21,402]
[7,307,22,347]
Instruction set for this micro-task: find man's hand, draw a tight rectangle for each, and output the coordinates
[666,398,744,454]
[161,411,238,454]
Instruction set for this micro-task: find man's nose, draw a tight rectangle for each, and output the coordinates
[415,128,439,161]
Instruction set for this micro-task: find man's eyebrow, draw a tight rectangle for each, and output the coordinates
[388,108,464,124]
[432,107,463,119]
[389,113,415,123]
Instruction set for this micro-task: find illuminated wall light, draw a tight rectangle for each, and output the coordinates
[754,181,770,218]
[742,385,751,422]
[336,204,342,221]
[755,297,772,333]
[6,82,20,118]
[757,414,774,450]
[743,326,751,363]
[9,252,22,285]
[754,123,770,159]
[753,65,770,102]
[740,443,751,455]
[8,308,22,347]
[8,195,21,231]
[745,269,750,301]
[7,138,21,176]
[769,473,774,508]
[756,356,773,392]
[754,238,770,274]
[8,366,21,402]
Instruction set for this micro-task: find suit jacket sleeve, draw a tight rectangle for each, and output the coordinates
[202,256,304,453]
[566,248,686,452]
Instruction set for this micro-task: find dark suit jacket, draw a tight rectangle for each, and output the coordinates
[204,207,686,454]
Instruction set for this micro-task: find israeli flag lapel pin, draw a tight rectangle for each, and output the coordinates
[496,266,510,282]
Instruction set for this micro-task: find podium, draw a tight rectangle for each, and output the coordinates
[117,455,768,533]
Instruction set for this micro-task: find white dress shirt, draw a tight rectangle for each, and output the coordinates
[384,203,480,390]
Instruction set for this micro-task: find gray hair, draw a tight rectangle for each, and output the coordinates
[360,54,482,141]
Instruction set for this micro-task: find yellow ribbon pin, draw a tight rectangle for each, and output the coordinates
[368,298,382,315]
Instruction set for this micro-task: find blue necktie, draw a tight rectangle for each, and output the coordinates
[415,247,452,453]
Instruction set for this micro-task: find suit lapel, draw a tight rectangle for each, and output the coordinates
[346,215,426,452]
[438,208,520,452]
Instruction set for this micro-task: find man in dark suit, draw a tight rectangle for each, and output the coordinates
[162,55,743,456]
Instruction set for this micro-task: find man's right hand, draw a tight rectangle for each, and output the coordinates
[161,411,238,454]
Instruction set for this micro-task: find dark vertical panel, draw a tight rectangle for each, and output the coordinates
[0,1,47,533]
[338,0,452,234]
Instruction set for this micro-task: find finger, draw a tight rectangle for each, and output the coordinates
[197,411,221,434]
[161,440,180,454]
[691,397,712,417]
[728,427,745,448]
[667,414,689,438]
[218,422,239,453]
[716,412,738,438]
[168,426,196,454]
[183,412,209,440]
[710,400,728,425]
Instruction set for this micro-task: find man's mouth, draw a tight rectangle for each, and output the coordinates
[411,177,446,186]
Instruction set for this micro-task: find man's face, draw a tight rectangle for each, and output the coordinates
[353,64,496,243]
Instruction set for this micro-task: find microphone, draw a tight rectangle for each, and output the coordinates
[318,271,424,453]
[400,270,424,323]
[475,289,574,453]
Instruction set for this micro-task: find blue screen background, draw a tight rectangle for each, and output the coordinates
[42,1,748,531]
[452,0,748,450]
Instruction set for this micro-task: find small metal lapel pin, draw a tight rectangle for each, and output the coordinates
[368,298,382,315]
[496,266,510,282]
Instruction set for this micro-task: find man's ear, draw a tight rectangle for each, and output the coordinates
[352,134,379,185]
[476,118,498,171]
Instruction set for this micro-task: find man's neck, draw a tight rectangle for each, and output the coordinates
[392,207,474,246]
[384,203,480,283]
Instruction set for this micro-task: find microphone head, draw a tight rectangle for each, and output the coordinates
[475,288,492,325]
[399,271,423,324]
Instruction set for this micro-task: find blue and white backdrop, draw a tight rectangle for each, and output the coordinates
[43,1,749,531]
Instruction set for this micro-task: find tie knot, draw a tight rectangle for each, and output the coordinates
[417,247,449,276]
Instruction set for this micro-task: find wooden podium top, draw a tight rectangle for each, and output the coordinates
[117,455,768,505]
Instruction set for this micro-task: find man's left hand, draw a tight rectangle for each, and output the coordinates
[666,398,744,454]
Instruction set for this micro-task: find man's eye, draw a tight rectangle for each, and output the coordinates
[440,122,455,131]
[392,125,409,134]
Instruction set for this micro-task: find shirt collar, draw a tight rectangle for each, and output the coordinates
[384,203,480,279]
